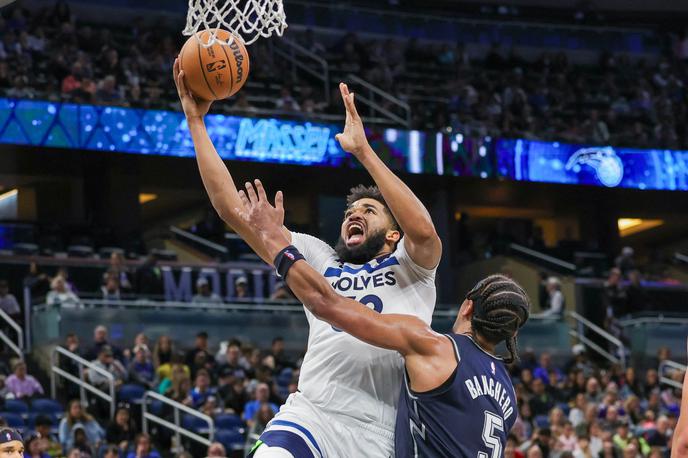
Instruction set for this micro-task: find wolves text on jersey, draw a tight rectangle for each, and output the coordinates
[330,271,397,292]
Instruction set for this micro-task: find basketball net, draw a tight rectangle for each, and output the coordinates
[184,0,287,46]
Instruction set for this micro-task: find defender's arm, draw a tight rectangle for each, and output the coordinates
[672,363,688,457]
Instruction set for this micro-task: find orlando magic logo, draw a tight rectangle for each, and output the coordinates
[565,147,624,187]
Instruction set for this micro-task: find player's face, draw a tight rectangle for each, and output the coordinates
[335,198,397,264]
[0,441,24,458]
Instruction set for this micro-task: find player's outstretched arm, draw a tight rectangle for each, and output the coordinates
[335,83,441,270]
[173,58,289,263]
[672,357,688,457]
[235,180,444,357]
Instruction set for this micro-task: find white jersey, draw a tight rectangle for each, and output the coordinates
[291,232,437,434]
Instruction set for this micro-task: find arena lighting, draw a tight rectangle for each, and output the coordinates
[138,193,158,204]
[0,188,18,202]
[617,218,664,237]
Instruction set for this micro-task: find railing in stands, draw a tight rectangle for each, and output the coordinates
[619,314,688,327]
[510,243,577,272]
[170,226,229,259]
[50,346,116,418]
[659,359,687,390]
[0,308,24,359]
[271,37,331,106]
[346,74,411,128]
[142,390,215,449]
[568,311,626,369]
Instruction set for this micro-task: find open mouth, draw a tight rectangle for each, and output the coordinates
[346,221,366,246]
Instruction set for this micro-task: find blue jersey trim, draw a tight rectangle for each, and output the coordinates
[257,429,315,458]
[270,420,323,457]
[323,256,400,277]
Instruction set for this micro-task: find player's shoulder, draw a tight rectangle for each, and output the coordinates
[291,231,334,252]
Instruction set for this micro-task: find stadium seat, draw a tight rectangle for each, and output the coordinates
[215,414,244,430]
[26,412,59,433]
[118,384,146,404]
[12,243,39,256]
[216,428,245,451]
[30,398,64,417]
[557,403,570,416]
[534,415,550,428]
[182,414,211,433]
[1,412,25,430]
[68,245,94,258]
[4,399,29,416]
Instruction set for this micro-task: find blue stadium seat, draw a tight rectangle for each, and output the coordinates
[216,428,245,451]
[534,415,550,428]
[1,412,25,430]
[182,414,211,434]
[557,402,570,416]
[147,399,163,416]
[30,398,64,417]
[4,399,29,416]
[118,384,146,404]
[215,414,243,430]
[26,412,58,431]
[276,368,293,387]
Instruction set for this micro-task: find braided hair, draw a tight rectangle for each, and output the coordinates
[465,274,531,364]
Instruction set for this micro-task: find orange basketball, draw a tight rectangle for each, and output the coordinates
[179,29,250,101]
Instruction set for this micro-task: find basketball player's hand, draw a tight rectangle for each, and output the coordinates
[235,180,288,255]
[173,57,212,120]
[335,82,370,158]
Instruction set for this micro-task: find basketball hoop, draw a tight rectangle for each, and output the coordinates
[183,0,287,47]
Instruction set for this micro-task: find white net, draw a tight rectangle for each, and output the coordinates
[183,0,287,46]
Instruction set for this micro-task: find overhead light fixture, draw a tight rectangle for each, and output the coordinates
[139,193,158,204]
[0,189,18,202]
[618,218,663,237]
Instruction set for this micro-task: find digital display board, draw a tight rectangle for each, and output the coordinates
[497,138,688,191]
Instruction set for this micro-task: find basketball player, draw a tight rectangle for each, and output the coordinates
[672,348,688,458]
[173,60,442,457]
[236,181,530,457]
[0,428,24,458]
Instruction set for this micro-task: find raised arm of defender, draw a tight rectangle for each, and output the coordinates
[672,353,688,458]
[173,58,289,263]
[335,83,442,270]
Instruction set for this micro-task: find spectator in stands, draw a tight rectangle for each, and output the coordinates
[88,346,127,390]
[46,275,79,307]
[0,280,20,321]
[25,434,50,458]
[162,366,192,405]
[185,332,216,377]
[70,426,94,458]
[135,255,162,296]
[34,415,62,458]
[216,341,246,379]
[244,402,276,454]
[152,335,173,369]
[625,270,649,314]
[533,353,562,386]
[206,442,226,457]
[85,325,123,362]
[105,252,132,292]
[242,383,278,427]
[23,262,50,297]
[274,86,300,112]
[533,277,564,319]
[189,369,215,409]
[268,337,293,374]
[643,369,660,398]
[100,272,121,301]
[604,268,627,334]
[529,377,555,417]
[101,445,120,458]
[217,373,248,417]
[128,344,155,389]
[58,400,105,452]
[269,281,294,301]
[156,352,190,394]
[105,406,135,451]
[615,247,636,278]
[5,360,44,399]
[233,276,250,301]
[59,333,82,400]
[191,278,222,304]
[125,433,160,458]
[55,268,78,295]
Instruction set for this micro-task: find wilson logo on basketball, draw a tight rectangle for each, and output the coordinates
[229,40,245,82]
[206,60,227,73]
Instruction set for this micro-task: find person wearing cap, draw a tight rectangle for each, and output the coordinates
[532,276,564,319]
[233,276,250,300]
[192,277,222,304]
[0,428,23,458]
[88,345,127,390]
[184,332,216,378]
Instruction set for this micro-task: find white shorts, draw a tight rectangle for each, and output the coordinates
[253,392,395,458]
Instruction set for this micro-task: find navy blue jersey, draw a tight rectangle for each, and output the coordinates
[395,333,517,458]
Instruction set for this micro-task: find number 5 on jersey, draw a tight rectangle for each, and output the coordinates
[478,411,504,458]
[331,294,383,332]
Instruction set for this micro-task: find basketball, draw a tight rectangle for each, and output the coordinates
[179,29,250,101]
